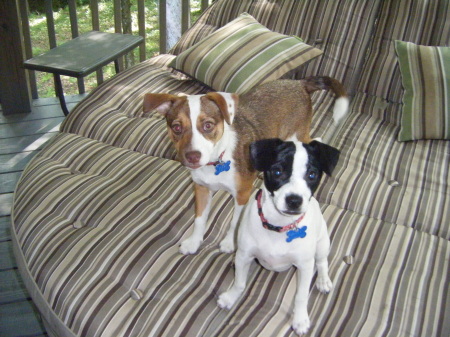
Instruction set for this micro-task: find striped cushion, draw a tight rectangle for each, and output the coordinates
[357,0,449,103]
[395,41,450,141]
[12,133,449,337]
[169,13,322,93]
[317,93,450,240]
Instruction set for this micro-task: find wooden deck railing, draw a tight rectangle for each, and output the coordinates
[20,0,210,100]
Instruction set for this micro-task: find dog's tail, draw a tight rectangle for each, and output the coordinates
[302,76,349,124]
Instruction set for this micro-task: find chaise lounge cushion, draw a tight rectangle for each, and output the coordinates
[12,133,448,337]
[317,92,450,240]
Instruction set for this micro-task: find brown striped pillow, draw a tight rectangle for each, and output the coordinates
[395,41,450,141]
[169,13,322,94]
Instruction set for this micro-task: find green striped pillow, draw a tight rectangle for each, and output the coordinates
[395,41,450,141]
[169,13,322,94]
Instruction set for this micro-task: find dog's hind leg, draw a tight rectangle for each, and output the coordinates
[180,183,212,255]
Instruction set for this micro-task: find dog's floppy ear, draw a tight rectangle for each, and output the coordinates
[143,93,182,115]
[307,140,340,176]
[204,92,239,125]
[250,138,287,171]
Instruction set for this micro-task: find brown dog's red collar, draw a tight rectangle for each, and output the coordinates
[207,151,231,175]
[207,151,225,166]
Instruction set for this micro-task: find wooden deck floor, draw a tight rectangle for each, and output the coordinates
[0,95,85,337]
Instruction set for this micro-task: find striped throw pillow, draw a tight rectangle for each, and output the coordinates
[169,13,322,94]
[395,41,450,141]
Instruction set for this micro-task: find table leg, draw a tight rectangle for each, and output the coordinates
[53,74,69,116]
[114,59,120,74]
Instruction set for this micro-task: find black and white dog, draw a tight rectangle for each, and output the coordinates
[217,138,340,335]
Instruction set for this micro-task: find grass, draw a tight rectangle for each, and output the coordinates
[28,0,202,98]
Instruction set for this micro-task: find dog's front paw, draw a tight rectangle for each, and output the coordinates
[292,315,311,336]
[217,289,240,309]
[219,236,235,253]
[179,237,202,255]
[316,275,333,293]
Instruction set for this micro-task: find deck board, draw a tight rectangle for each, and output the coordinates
[0,269,29,304]
[0,95,85,124]
[0,172,22,194]
[0,194,13,217]
[0,151,39,174]
[0,132,59,155]
[0,94,85,337]
[0,240,16,270]
[0,117,64,139]
[0,216,10,242]
[0,300,47,337]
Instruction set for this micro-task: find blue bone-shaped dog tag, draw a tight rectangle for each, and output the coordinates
[214,160,231,175]
[286,226,308,242]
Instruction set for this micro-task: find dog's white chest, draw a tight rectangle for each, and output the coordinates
[256,249,300,272]
[191,161,237,195]
[241,201,322,272]
[189,127,238,195]
[253,232,315,272]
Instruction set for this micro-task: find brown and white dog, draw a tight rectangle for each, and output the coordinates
[143,77,348,255]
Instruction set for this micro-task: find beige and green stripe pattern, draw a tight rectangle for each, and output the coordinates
[12,132,449,336]
[357,0,449,104]
[170,0,383,94]
[169,13,323,93]
[317,93,450,240]
[395,41,450,141]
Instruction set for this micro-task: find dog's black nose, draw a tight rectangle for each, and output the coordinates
[285,194,303,210]
[185,151,201,164]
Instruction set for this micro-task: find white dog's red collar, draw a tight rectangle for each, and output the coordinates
[256,189,305,233]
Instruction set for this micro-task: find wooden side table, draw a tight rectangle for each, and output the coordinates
[24,31,144,115]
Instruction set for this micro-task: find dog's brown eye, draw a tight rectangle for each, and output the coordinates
[203,122,214,132]
[172,123,182,134]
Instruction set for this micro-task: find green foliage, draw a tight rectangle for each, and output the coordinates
[29,1,158,97]
[29,0,201,98]
[28,0,91,14]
